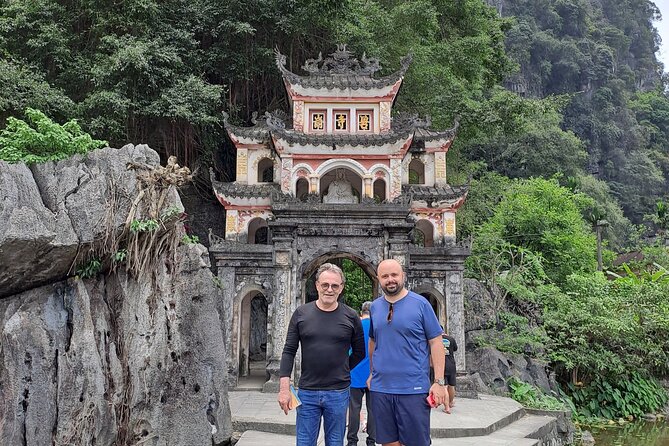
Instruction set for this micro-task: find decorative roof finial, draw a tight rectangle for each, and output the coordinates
[300,44,382,76]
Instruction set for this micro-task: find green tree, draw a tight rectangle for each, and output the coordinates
[469,177,597,285]
[341,259,373,312]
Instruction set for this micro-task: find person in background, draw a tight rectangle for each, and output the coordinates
[441,329,458,413]
[347,301,376,446]
[278,263,365,446]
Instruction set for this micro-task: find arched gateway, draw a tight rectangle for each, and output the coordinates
[210,45,469,391]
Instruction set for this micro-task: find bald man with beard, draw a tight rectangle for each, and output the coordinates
[366,259,446,446]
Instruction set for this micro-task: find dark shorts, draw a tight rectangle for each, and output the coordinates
[446,371,456,387]
[370,391,431,446]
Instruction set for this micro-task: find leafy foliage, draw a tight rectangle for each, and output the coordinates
[181,234,200,245]
[567,373,668,420]
[130,219,160,233]
[341,259,373,312]
[507,377,567,411]
[542,272,669,378]
[0,108,107,163]
[76,258,102,279]
[468,177,597,285]
[472,311,549,357]
[500,0,667,223]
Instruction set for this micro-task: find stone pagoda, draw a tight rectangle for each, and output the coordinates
[210,45,469,391]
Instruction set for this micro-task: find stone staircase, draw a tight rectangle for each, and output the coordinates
[229,390,568,446]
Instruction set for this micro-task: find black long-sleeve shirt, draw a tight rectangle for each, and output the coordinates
[279,302,365,390]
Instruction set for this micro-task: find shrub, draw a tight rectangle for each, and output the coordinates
[507,377,567,411]
[543,272,669,378]
[567,373,668,420]
[0,108,107,163]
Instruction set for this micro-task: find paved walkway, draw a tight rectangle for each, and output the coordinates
[229,390,553,445]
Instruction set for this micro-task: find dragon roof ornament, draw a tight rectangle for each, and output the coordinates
[274,45,412,90]
[301,44,381,76]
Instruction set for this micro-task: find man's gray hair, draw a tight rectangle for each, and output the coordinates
[315,263,346,284]
[361,301,372,315]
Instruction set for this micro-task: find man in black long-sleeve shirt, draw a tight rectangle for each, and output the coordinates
[278,263,365,446]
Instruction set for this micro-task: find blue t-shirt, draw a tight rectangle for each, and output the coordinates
[369,291,443,394]
[350,317,371,388]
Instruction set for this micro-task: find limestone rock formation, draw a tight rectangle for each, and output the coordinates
[0,146,232,445]
[463,278,497,332]
[0,144,165,299]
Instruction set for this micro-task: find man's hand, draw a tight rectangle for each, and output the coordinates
[429,382,447,407]
[366,374,372,390]
[278,377,292,415]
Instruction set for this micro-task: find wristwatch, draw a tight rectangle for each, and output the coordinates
[434,379,446,386]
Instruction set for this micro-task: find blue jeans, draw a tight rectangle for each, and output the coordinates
[296,387,350,446]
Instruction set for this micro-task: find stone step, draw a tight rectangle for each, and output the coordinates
[230,392,526,438]
[492,414,557,442]
[236,428,541,446]
[431,436,539,446]
[234,413,558,446]
[229,390,563,446]
[430,414,558,446]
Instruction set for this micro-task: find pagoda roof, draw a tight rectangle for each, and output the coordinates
[223,111,288,143]
[392,113,459,145]
[272,127,411,148]
[211,173,278,208]
[403,184,469,207]
[224,110,458,151]
[275,45,412,91]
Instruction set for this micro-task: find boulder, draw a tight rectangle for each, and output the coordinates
[464,278,496,332]
[0,244,231,445]
[0,146,231,445]
[465,346,556,394]
[0,144,168,299]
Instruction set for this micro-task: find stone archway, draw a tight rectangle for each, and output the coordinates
[300,252,378,307]
[416,288,446,330]
[237,290,269,385]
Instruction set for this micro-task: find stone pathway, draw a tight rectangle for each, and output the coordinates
[229,390,558,445]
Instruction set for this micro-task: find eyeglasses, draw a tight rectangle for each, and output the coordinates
[318,282,342,292]
[387,302,394,323]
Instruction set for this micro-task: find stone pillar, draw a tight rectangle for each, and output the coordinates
[219,266,238,387]
[280,157,293,193]
[380,101,392,132]
[264,233,294,392]
[445,270,465,372]
[293,100,304,131]
[309,174,319,195]
[363,176,373,198]
[389,158,403,200]
[386,227,411,266]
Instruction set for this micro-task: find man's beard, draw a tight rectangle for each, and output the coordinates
[381,282,402,297]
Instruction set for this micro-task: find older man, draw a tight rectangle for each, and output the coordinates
[278,263,365,446]
[367,259,446,446]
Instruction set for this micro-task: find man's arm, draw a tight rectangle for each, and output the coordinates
[428,335,447,405]
[349,316,365,370]
[277,311,300,415]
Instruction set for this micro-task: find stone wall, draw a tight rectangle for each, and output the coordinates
[0,146,232,445]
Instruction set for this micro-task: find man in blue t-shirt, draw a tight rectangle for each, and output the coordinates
[347,301,376,446]
[367,259,446,446]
